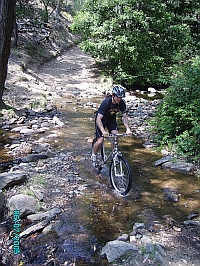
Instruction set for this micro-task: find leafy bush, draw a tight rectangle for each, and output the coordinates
[150,56,200,161]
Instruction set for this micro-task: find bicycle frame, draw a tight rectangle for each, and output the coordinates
[92,133,132,195]
[100,134,127,168]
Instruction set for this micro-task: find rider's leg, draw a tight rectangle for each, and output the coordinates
[91,123,104,166]
[92,136,104,155]
[91,137,104,166]
[93,121,105,155]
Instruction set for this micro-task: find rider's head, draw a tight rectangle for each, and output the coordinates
[112,85,126,98]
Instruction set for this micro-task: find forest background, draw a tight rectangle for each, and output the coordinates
[0,0,199,163]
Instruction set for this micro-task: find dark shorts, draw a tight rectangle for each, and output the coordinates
[95,119,118,138]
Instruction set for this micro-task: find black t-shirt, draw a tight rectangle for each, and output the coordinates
[97,95,127,124]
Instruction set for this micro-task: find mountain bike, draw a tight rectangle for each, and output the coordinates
[91,134,132,196]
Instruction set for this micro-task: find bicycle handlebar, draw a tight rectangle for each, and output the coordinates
[104,133,129,138]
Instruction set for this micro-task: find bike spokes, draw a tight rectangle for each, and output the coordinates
[109,155,132,195]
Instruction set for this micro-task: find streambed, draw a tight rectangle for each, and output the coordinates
[0,46,199,265]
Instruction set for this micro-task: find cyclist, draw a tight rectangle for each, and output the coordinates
[91,85,132,166]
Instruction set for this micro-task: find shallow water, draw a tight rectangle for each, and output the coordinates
[52,96,200,243]
[0,95,199,264]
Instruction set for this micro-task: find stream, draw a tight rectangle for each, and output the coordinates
[53,95,199,236]
[1,94,199,264]
[0,46,199,265]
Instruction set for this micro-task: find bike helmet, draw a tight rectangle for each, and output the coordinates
[112,85,125,98]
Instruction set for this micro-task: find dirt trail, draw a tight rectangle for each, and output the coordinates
[6,46,110,109]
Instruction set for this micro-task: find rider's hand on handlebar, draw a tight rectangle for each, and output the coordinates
[102,131,109,138]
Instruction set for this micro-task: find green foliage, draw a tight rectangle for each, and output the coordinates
[16,0,59,24]
[71,0,199,160]
[150,56,200,160]
[71,0,199,86]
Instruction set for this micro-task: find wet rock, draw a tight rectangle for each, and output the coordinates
[11,125,30,133]
[52,116,64,127]
[19,128,33,134]
[142,141,159,149]
[187,211,199,220]
[42,223,55,234]
[133,222,144,229]
[8,194,39,217]
[163,188,180,202]
[117,234,129,242]
[20,219,49,238]
[153,156,174,166]
[101,240,138,263]
[35,143,50,153]
[140,235,152,244]
[154,250,168,266]
[21,153,49,162]
[162,161,194,174]
[2,124,11,130]
[27,207,62,222]
[0,170,27,190]
[101,220,170,265]
[183,219,200,226]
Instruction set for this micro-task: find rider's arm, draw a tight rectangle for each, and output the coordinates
[122,113,132,136]
[96,113,109,137]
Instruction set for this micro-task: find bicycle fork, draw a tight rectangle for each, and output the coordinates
[113,154,124,177]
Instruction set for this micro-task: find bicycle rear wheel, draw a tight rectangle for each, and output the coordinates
[109,155,132,195]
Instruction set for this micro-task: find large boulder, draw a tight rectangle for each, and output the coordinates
[101,240,138,263]
[7,194,38,218]
[162,161,194,174]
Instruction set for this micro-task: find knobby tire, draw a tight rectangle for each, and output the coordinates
[109,155,132,196]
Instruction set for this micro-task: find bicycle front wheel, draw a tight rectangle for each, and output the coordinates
[109,155,132,195]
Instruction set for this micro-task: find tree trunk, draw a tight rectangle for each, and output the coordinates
[13,4,18,47]
[0,0,16,110]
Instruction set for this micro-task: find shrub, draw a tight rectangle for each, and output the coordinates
[151,56,200,161]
